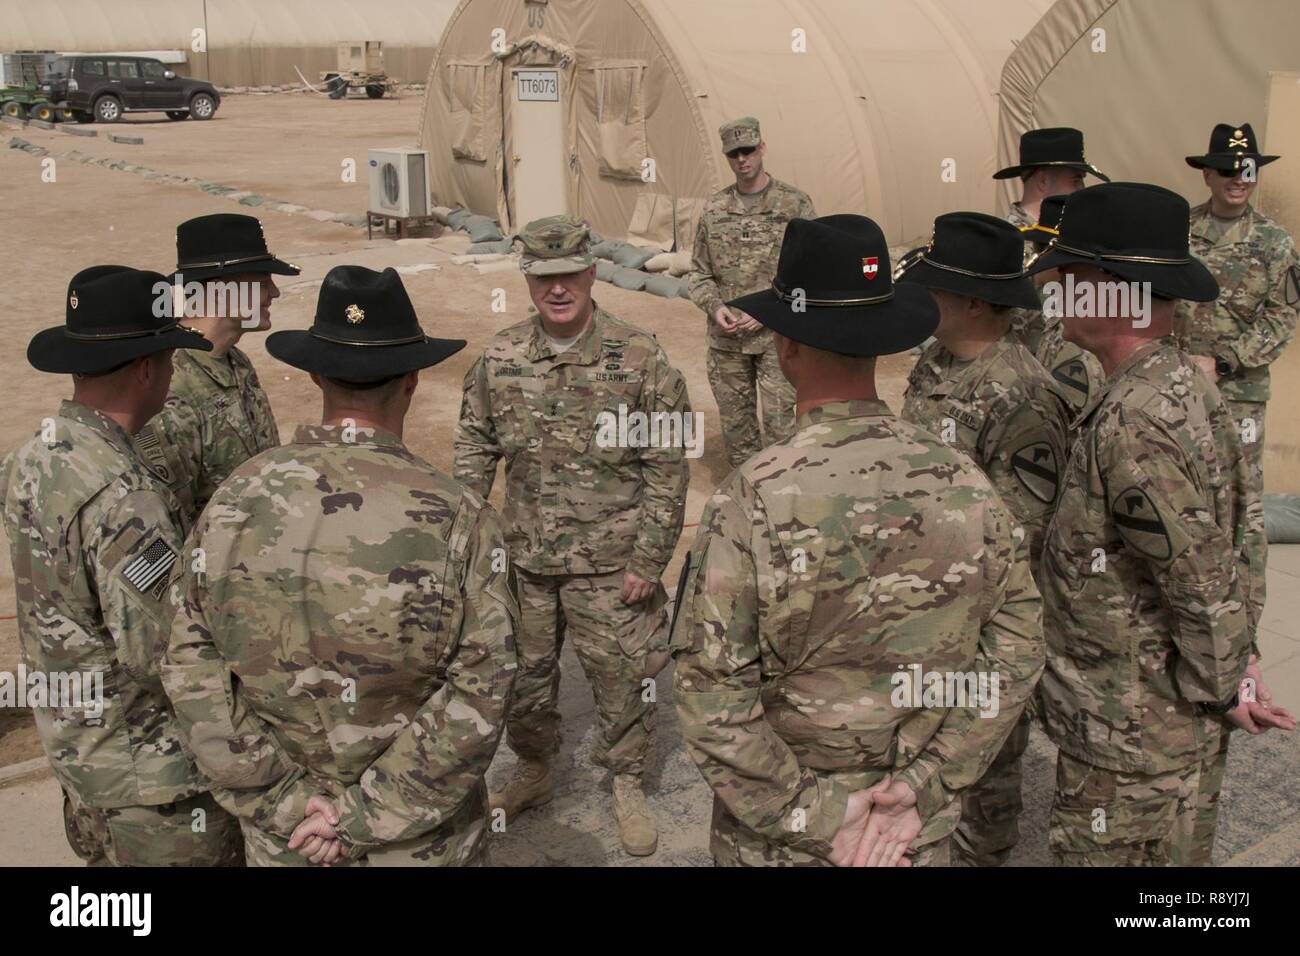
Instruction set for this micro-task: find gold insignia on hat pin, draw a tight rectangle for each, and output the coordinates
[70,292,79,310]
[345,304,365,324]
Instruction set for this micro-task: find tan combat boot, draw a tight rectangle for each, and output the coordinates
[612,773,658,857]
[488,758,554,822]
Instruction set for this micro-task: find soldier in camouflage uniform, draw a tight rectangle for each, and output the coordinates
[897,212,1069,866]
[996,127,1108,233]
[1,266,242,866]
[1176,124,1299,595]
[1029,183,1278,866]
[134,214,299,531]
[455,217,690,856]
[997,131,1107,421]
[161,266,518,867]
[689,116,815,467]
[672,215,1044,867]
[1012,194,1106,422]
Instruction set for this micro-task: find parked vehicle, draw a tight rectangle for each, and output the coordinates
[40,55,220,123]
[321,41,396,100]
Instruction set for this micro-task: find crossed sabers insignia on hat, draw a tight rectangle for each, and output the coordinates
[1229,131,1250,149]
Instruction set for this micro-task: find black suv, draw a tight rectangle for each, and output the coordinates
[41,56,220,124]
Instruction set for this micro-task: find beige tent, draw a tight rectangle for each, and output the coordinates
[1000,0,1300,491]
[0,0,458,88]
[419,0,1053,247]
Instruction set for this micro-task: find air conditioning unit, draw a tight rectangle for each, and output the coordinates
[368,148,431,219]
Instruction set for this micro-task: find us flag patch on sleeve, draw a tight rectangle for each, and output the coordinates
[122,537,178,595]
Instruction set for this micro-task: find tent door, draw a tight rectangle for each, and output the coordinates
[509,68,568,226]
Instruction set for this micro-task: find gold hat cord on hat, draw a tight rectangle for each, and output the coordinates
[176,253,277,271]
[308,329,427,346]
[917,256,1025,280]
[771,280,894,307]
[1049,241,1191,265]
[64,322,187,341]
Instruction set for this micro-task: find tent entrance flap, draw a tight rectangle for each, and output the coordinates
[510,67,569,226]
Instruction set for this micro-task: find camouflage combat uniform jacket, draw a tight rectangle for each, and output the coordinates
[0,401,204,808]
[1006,202,1036,233]
[903,335,1071,567]
[689,178,815,354]
[1039,342,1263,774]
[161,425,519,862]
[454,307,689,581]
[1008,307,1106,422]
[1174,202,1299,403]
[671,400,1044,866]
[136,345,280,531]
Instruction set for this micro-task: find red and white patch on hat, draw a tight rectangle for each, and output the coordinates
[862,257,879,280]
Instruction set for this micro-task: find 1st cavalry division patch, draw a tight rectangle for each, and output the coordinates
[1112,486,1173,561]
[1010,441,1059,504]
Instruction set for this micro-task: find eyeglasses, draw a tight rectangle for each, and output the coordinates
[726,146,758,158]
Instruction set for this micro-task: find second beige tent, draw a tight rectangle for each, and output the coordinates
[419,0,1053,248]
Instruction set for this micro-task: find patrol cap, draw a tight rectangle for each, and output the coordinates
[516,216,595,276]
[719,117,761,154]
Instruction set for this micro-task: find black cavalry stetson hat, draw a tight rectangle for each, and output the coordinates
[175,213,300,282]
[728,215,938,357]
[993,127,1109,181]
[1019,194,1069,245]
[267,265,465,379]
[1185,122,1280,172]
[28,265,213,374]
[896,212,1042,310]
[1026,182,1219,302]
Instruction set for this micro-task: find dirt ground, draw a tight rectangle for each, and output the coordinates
[1,94,1296,868]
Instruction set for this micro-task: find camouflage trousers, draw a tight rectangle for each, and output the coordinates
[63,788,244,867]
[1228,398,1269,585]
[238,779,491,867]
[506,568,663,775]
[953,710,1032,866]
[707,343,796,468]
[1049,731,1230,866]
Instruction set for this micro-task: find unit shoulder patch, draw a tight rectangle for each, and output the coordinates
[1010,440,1059,504]
[1111,485,1172,561]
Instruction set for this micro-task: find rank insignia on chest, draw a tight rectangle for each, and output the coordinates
[741,221,753,241]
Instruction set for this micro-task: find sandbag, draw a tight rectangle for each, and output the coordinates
[610,243,657,270]
[467,238,514,255]
[643,252,674,273]
[591,239,621,261]
[644,274,687,298]
[446,207,474,229]
[431,206,455,226]
[1264,494,1300,543]
[463,215,505,243]
[665,250,694,277]
[595,260,619,282]
[609,267,648,291]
